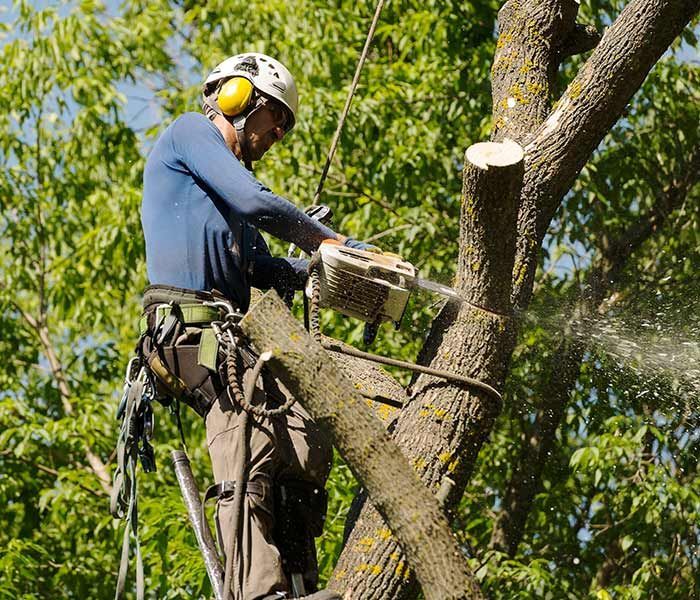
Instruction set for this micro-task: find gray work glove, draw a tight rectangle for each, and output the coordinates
[343,237,380,252]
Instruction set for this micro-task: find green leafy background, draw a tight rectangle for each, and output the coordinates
[0,0,697,598]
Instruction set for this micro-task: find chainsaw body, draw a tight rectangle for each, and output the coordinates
[306,242,416,326]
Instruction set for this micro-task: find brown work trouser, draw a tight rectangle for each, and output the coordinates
[143,288,333,600]
[205,370,332,600]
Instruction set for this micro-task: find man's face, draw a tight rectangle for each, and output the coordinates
[244,100,290,161]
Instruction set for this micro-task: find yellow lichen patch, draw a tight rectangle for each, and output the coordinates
[376,403,397,421]
[438,451,452,464]
[378,528,393,541]
[448,456,460,473]
[463,199,475,218]
[433,407,448,420]
[519,58,535,74]
[496,31,514,49]
[355,563,383,576]
[411,456,426,470]
[471,260,481,272]
[389,552,400,561]
[512,262,527,288]
[492,49,519,74]
[364,399,374,409]
[569,80,583,100]
[507,83,529,106]
[525,80,546,96]
[462,194,476,214]
[356,537,375,552]
[395,561,412,580]
[334,569,346,580]
[525,19,545,44]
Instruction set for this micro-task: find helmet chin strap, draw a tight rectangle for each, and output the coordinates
[233,119,253,172]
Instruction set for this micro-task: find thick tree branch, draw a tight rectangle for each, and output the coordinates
[240,292,484,600]
[492,0,581,144]
[325,336,407,426]
[511,0,699,309]
[559,23,602,59]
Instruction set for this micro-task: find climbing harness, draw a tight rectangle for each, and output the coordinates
[112,286,319,599]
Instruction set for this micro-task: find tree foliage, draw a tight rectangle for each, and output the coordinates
[0,0,697,598]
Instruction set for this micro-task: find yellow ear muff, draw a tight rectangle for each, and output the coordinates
[217,77,254,116]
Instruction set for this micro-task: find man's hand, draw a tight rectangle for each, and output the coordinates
[340,236,381,253]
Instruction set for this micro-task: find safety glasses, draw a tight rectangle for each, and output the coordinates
[266,100,291,134]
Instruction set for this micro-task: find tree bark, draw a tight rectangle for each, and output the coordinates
[326,338,407,426]
[240,292,485,600]
[330,141,524,599]
[510,0,700,310]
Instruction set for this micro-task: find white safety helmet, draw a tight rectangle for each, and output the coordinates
[203,52,298,133]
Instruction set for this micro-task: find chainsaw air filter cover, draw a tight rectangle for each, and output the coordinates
[308,242,416,324]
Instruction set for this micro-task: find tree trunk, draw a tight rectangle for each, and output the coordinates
[240,292,484,600]
[329,141,524,599]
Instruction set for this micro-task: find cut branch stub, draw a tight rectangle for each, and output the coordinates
[458,139,524,315]
[239,292,485,600]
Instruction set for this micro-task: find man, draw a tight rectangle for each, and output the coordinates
[140,52,368,600]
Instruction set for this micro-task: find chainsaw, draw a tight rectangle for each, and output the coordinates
[306,240,461,344]
[287,206,502,407]
[289,205,462,344]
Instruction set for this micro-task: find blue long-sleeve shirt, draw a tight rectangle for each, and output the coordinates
[141,112,335,310]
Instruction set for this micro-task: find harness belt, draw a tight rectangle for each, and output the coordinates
[138,303,221,335]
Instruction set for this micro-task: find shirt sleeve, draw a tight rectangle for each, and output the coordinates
[249,230,308,293]
[171,113,336,254]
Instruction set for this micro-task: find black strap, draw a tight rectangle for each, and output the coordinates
[200,479,267,557]
[203,480,265,504]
